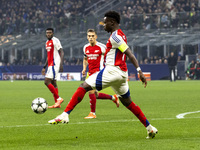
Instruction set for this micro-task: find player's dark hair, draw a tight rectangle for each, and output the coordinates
[104,11,120,24]
[87,29,97,34]
[46,28,54,32]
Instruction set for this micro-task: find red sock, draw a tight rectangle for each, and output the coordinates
[97,93,112,100]
[127,102,150,127]
[89,94,96,113]
[47,84,59,101]
[64,87,86,114]
[53,88,58,103]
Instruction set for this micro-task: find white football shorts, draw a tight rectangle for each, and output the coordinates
[85,65,130,97]
[45,65,60,80]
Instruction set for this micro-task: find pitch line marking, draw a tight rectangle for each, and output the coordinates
[176,110,200,119]
[0,117,200,128]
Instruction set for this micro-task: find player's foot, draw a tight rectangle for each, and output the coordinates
[56,97,64,105]
[48,97,64,108]
[48,112,69,124]
[146,124,158,139]
[113,94,119,107]
[84,112,96,119]
[48,104,61,108]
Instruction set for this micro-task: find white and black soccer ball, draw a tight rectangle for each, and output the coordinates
[31,97,48,114]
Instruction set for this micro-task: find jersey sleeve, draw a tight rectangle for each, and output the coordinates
[101,44,106,54]
[110,32,129,53]
[83,45,87,57]
[98,42,106,54]
[54,38,62,51]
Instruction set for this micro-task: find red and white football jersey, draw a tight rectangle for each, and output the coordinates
[104,29,128,72]
[83,42,106,76]
[45,37,62,67]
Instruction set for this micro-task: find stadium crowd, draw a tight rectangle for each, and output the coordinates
[0,55,174,66]
[0,56,83,66]
[0,0,104,35]
[119,0,200,30]
[1,0,200,35]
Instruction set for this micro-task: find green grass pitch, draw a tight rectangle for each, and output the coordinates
[0,80,200,150]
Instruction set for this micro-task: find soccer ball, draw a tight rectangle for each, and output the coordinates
[31,97,48,114]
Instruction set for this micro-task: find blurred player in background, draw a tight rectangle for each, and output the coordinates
[42,28,64,108]
[48,11,158,139]
[82,29,119,119]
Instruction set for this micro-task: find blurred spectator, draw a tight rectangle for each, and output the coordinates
[164,59,168,64]
[186,60,195,80]
[70,57,77,65]
[158,58,162,64]
[195,61,200,79]
[166,0,174,10]
[168,52,177,81]
[197,55,200,62]
[160,14,170,28]
[32,56,38,65]
[144,58,148,64]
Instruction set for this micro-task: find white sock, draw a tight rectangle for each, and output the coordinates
[146,124,152,132]
[61,112,69,117]
[57,97,62,101]
[91,112,96,115]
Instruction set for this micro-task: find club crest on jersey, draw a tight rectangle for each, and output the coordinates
[94,50,99,53]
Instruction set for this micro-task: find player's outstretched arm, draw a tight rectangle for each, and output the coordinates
[124,48,147,88]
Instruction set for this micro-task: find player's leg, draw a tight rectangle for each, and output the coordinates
[112,80,158,139]
[119,95,158,139]
[173,66,176,81]
[48,70,106,124]
[48,68,117,124]
[49,80,64,108]
[95,90,119,107]
[51,80,58,101]
[84,89,97,119]
[45,66,63,108]
[169,67,172,81]
[48,81,92,124]
[64,81,92,113]
[44,78,59,102]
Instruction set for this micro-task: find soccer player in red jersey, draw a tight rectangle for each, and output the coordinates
[82,29,119,119]
[48,11,158,139]
[42,28,64,108]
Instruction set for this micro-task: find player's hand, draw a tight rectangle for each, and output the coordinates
[41,68,46,75]
[138,71,147,88]
[60,65,63,72]
[82,69,86,77]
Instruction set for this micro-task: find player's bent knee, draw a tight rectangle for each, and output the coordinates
[120,90,130,99]
[88,90,96,95]
[119,97,132,107]
[79,82,93,92]
[44,78,52,86]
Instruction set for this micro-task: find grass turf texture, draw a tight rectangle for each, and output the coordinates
[0,80,200,150]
